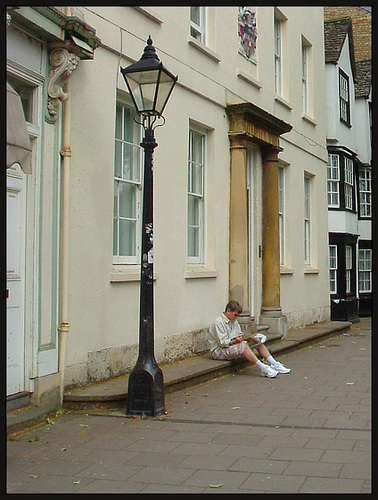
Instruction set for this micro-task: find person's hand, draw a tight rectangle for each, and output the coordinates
[234,335,243,344]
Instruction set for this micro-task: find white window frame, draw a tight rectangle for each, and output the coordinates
[190,6,206,44]
[327,154,340,207]
[358,249,372,293]
[344,157,354,210]
[339,69,350,124]
[301,42,308,115]
[274,16,282,96]
[278,166,285,265]
[345,245,352,294]
[359,167,371,217]
[304,175,311,266]
[187,126,206,264]
[113,100,143,264]
[329,245,337,294]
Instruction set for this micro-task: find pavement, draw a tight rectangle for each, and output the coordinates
[6,317,371,493]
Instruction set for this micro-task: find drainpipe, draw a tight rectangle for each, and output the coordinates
[58,6,74,404]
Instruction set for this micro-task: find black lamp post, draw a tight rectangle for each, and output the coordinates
[121,36,177,417]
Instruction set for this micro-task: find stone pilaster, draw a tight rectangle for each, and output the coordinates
[229,136,250,315]
[261,146,287,337]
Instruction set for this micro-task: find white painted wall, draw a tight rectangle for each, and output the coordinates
[62,6,330,385]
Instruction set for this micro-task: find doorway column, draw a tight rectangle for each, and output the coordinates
[261,146,287,336]
[229,136,250,316]
[226,102,291,336]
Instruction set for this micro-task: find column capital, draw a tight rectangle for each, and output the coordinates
[228,134,248,149]
[262,145,283,163]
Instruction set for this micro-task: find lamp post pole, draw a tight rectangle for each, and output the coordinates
[126,119,165,416]
[121,36,177,417]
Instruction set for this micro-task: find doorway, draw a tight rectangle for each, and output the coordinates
[7,163,27,395]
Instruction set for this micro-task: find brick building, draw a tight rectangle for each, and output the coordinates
[324,6,371,61]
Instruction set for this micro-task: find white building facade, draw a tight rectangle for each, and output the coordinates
[7,6,330,408]
[324,14,372,321]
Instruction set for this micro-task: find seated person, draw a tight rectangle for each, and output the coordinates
[209,300,291,378]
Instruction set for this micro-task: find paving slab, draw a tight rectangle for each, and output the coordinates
[7,318,371,494]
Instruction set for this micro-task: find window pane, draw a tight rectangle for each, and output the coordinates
[188,195,199,225]
[113,218,118,255]
[119,182,136,218]
[188,227,199,257]
[114,141,122,178]
[123,107,137,142]
[119,219,136,256]
[8,76,34,123]
[190,6,200,25]
[192,132,203,163]
[123,143,141,181]
[115,105,123,139]
[191,163,202,195]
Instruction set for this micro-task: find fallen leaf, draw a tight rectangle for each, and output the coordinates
[232,406,241,410]
[209,484,223,488]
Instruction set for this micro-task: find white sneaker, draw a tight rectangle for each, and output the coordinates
[271,361,291,374]
[260,364,279,378]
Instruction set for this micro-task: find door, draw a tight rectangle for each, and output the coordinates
[7,163,27,396]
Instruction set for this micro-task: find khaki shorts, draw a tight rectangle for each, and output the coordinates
[211,340,247,361]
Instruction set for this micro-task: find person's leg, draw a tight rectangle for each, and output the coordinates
[243,344,278,378]
[254,344,291,373]
[254,343,271,360]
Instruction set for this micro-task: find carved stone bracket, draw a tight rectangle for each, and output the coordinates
[47,47,80,116]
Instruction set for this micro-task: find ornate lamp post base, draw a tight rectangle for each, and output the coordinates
[126,363,165,416]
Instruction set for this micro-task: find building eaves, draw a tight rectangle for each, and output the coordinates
[8,6,101,58]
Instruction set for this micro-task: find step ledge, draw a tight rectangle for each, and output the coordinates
[63,321,351,403]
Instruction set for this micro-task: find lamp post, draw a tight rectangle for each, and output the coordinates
[121,36,177,416]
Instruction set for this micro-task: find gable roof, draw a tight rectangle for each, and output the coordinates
[355,59,371,98]
[324,18,356,79]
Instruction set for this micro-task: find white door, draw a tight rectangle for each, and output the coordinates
[7,163,27,396]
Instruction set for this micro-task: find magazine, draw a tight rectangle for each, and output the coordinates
[246,332,267,347]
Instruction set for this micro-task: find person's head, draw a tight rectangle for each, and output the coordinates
[224,300,242,321]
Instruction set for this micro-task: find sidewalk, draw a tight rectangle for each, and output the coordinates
[8,320,351,432]
[7,317,371,493]
[62,320,351,406]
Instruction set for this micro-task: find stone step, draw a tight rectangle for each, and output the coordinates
[63,320,351,406]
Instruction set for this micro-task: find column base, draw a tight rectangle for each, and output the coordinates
[260,307,287,338]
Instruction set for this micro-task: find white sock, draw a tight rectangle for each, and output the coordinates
[266,355,277,366]
[255,360,266,370]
